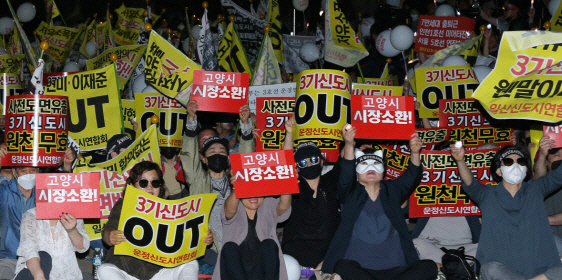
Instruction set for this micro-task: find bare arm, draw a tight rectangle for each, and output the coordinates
[26,257,46,280]
[342,125,356,160]
[482,29,491,57]
[276,194,292,216]
[549,212,562,226]
[450,144,473,185]
[533,136,554,179]
[224,191,239,220]
[409,133,422,166]
[283,115,295,150]
[60,214,84,251]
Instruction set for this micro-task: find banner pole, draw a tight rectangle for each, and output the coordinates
[356,62,365,83]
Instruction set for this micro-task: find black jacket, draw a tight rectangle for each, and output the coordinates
[321,158,423,273]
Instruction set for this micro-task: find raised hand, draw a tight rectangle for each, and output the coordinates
[187,100,199,121]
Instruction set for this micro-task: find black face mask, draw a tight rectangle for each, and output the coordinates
[207,154,229,173]
[160,148,178,160]
[298,164,322,180]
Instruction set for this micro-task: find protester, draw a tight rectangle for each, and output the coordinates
[98,161,213,280]
[450,144,562,279]
[14,208,89,280]
[281,117,341,273]
[160,147,189,200]
[212,176,292,280]
[321,127,438,279]
[0,146,75,280]
[181,100,255,250]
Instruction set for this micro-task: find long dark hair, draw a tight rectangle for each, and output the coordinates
[125,161,165,198]
[490,145,533,183]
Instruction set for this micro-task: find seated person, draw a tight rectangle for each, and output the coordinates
[182,100,255,250]
[98,161,213,280]
[14,208,89,280]
[451,144,562,280]
[322,126,438,280]
[213,177,292,280]
[281,117,341,272]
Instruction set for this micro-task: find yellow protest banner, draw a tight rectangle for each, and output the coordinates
[145,31,200,103]
[46,0,60,18]
[121,99,136,139]
[357,64,398,86]
[75,125,161,240]
[135,92,187,148]
[45,64,122,151]
[352,84,403,96]
[267,0,284,64]
[97,21,115,50]
[115,186,216,267]
[551,1,562,32]
[0,55,25,73]
[251,33,282,86]
[0,73,24,114]
[35,22,81,63]
[460,36,483,66]
[79,21,96,58]
[325,0,369,67]
[415,65,479,118]
[218,22,252,74]
[473,31,562,123]
[87,45,146,90]
[293,69,351,141]
[113,5,160,46]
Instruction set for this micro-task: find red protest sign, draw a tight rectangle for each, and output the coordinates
[191,70,250,113]
[439,99,490,128]
[230,150,299,198]
[409,149,497,217]
[36,173,101,219]
[415,15,475,54]
[351,95,415,140]
[417,126,513,151]
[255,97,340,162]
[2,95,69,167]
[543,124,562,148]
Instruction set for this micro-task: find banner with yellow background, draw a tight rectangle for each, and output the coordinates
[145,31,200,106]
[87,45,146,90]
[0,55,25,74]
[352,84,403,96]
[135,92,187,148]
[357,64,398,86]
[113,5,160,46]
[473,31,562,123]
[415,65,479,118]
[293,69,351,141]
[45,64,121,151]
[115,186,216,267]
[551,1,562,32]
[75,125,161,241]
[35,22,81,63]
[217,22,252,74]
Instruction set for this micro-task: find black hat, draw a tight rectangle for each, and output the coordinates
[294,142,321,163]
[106,134,134,160]
[201,137,230,156]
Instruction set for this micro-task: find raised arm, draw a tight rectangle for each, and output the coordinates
[276,194,292,216]
[342,125,356,160]
[337,125,357,204]
[180,100,205,187]
[224,175,239,220]
[390,133,423,201]
[450,144,486,203]
[283,115,295,150]
[238,104,256,154]
[533,136,554,179]
[62,147,76,172]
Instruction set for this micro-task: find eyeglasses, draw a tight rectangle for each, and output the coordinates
[501,157,527,167]
[138,179,163,188]
[297,156,320,168]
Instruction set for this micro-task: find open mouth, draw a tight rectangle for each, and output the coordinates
[249,198,259,203]
[367,170,377,175]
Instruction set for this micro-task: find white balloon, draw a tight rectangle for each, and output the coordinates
[473,65,493,83]
[293,0,309,11]
[376,29,401,57]
[0,17,14,35]
[17,3,36,23]
[178,23,185,31]
[0,47,8,56]
[141,85,157,93]
[182,38,190,54]
[549,0,560,16]
[63,62,80,72]
[191,25,202,40]
[442,55,468,67]
[435,4,456,16]
[133,74,148,94]
[299,42,320,63]
[390,25,414,51]
[386,0,401,8]
[85,41,97,57]
[360,17,375,37]
[78,56,87,68]
[283,255,301,280]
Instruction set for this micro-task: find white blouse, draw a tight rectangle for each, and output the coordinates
[15,208,90,280]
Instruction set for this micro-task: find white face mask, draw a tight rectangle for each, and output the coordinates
[356,159,385,174]
[500,163,527,184]
[17,174,36,190]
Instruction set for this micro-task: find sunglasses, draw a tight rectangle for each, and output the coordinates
[501,157,527,167]
[138,179,163,188]
[297,156,320,168]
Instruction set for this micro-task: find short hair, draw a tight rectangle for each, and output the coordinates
[126,161,165,198]
[197,126,219,137]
